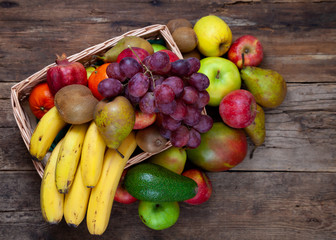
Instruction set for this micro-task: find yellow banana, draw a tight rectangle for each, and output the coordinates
[81,121,106,188]
[64,160,91,227]
[40,139,64,224]
[29,106,67,161]
[55,123,89,194]
[86,132,137,235]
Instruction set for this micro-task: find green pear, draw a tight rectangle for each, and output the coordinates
[244,104,265,147]
[94,96,135,150]
[240,66,287,108]
[103,36,154,62]
[147,147,187,174]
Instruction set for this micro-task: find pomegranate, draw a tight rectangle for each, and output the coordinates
[47,53,87,95]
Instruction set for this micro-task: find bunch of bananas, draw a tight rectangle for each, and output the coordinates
[30,106,137,235]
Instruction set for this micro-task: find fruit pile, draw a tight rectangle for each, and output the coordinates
[26,14,287,235]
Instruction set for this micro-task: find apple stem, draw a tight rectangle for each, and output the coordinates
[215,70,221,79]
[241,53,245,68]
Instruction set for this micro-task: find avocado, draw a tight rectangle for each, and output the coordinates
[124,163,197,202]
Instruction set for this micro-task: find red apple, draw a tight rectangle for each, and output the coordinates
[114,169,137,204]
[159,49,180,62]
[228,35,263,69]
[219,89,257,129]
[182,169,212,205]
[116,47,150,63]
[186,122,248,172]
[133,110,157,130]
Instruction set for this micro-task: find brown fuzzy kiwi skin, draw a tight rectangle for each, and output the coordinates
[54,84,98,124]
[172,27,198,53]
[167,18,193,34]
[183,48,202,60]
[135,125,168,153]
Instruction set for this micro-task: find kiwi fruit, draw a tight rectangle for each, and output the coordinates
[183,48,202,60]
[167,18,193,34]
[54,84,98,124]
[136,125,168,153]
[172,27,198,53]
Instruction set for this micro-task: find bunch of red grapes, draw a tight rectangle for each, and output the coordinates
[98,50,213,149]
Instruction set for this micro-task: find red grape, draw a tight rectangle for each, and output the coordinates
[170,59,190,77]
[188,73,210,91]
[147,51,171,75]
[119,57,143,78]
[161,115,181,131]
[186,57,200,76]
[106,62,127,82]
[159,127,171,140]
[139,92,156,114]
[128,72,149,98]
[182,86,198,105]
[170,99,187,121]
[186,128,201,149]
[170,125,190,148]
[124,85,140,106]
[162,76,184,97]
[154,84,175,104]
[97,78,123,98]
[184,105,201,126]
[149,75,164,92]
[194,90,210,109]
[193,115,213,133]
[156,100,177,115]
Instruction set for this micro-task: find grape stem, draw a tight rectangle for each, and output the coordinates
[127,45,156,89]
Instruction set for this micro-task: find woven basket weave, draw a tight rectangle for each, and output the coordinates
[11,24,183,178]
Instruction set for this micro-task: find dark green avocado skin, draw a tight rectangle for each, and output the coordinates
[124,163,197,202]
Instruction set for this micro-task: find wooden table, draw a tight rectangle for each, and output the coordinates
[1,0,336,239]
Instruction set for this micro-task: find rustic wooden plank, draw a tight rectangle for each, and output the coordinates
[0,99,17,128]
[0,128,35,171]
[0,83,13,99]
[0,171,335,240]
[0,1,335,83]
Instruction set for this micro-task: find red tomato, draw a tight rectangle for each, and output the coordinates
[28,82,55,119]
[88,63,110,100]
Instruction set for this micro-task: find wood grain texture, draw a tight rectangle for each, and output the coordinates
[1,0,336,239]
[1,1,335,83]
[0,172,335,240]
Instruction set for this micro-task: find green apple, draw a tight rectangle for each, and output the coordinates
[198,57,241,106]
[147,147,186,174]
[194,15,232,57]
[138,201,180,230]
[151,43,167,52]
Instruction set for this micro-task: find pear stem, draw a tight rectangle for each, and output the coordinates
[116,149,125,159]
[249,145,257,159]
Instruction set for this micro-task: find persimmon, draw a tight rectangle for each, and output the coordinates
[88,63,110,100]
[28,82,55,119]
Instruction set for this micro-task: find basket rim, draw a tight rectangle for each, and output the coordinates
[11,24,182,178]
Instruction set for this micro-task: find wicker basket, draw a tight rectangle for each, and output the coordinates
[11,24,183,179]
